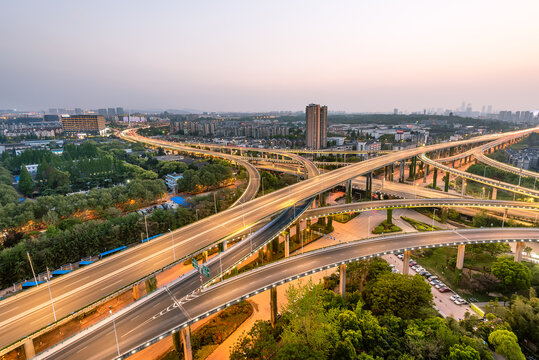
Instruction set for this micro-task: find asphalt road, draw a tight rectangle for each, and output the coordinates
[35,228,539,360]
[1,127,536,351]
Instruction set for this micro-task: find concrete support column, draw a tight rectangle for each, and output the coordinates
[399,160,405,183]
[390,164,394,181]
[346,180,352,204]
[284,233,290,258]
[514,242,525,262]
[444,172,450,192]
[181,327,193,360]
[461,178,466,196]
[295,221,301,241]
[339,264,346,296]
[433,168,438,189]
[491,187,497,200]
[270,287,278,328]
[456,244,466,270]
[24,339,35,359]
[366,172,373,200]
[403,251,410,275]
[223,240,228,251]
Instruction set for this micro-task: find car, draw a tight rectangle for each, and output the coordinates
[418,270,427,276]
[411,265,421,270]
[434,283,444,289]
[389,264,396,268]
[438,287,451,293]
[422,272,432,278]
[397,254,404,259]
[428,275,438,281]
[430,280,441,285]
[457,299,468,305]
[391,268,399,273]
[450,295,461,301]
[409,262,417,267]
[415,267,425,272]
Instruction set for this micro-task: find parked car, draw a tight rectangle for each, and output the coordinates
[430,280,441,285]
[435,283,446,289]
[391,268,400,273]
[397,254,404,259]
[418,270,427,276]
[450,295,461,301]
[422,272,432,278]
[438,287,451,293]
[428,275,438,281]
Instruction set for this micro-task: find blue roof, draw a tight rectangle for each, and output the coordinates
[79,260,94,266]
[22,281,44,288]
[167,173,183,180]
[170,196,187,205]
[52,269,72,275]
[99,245,127,258]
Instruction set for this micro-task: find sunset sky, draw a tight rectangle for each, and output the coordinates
[1,0,538,112]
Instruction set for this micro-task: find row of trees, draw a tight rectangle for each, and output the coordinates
[231,257,526,360]
[0,179,166,248]
[467,163,536,190]
[0,206,193,288]
[177,161,234,192]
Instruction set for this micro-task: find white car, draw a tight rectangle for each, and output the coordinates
[450,295,461,301]
[391,268,400,273]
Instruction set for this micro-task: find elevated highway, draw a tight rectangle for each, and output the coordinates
[419,153,539,199]
[2,126,536,353]
[34,228,539,360]
[473,149,539,180]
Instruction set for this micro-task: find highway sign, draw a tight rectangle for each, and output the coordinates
[192,258,198,269]
[201,265,210,277]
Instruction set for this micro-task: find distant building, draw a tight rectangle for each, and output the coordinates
[97,109,107,116]
[24,164,39,176]
[107,108,116,117]
[165,173,183,192]
[356,140,381,151]
[61,115,106,135]
[116,107,124,115]
[305,103,327,149]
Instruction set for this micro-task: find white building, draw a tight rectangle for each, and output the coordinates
[165,173,183,192]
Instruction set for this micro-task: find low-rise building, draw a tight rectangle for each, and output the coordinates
[165,173,183,192]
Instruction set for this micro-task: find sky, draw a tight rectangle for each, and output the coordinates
[1,1,538,113]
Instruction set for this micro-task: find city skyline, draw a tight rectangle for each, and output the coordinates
[1,1,539,112]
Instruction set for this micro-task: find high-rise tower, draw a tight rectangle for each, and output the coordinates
[306,103,327,149]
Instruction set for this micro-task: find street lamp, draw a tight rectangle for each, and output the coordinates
[26,252,39,288]
[109,308,120,357]
[144,214,149,241]
[169,228,175,261]
[44,268,57,322]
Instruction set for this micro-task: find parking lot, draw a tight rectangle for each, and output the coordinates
[383,254,474,320]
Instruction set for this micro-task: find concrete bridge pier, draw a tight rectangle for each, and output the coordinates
[515,242,525,262]
[456,244,465,270]
[491,187,497,200]
[366,172,373,200]
[339,264,346,296]
[461,178,467,196]
[24,339,35,359]
[284,233,290,258]
[181,327,193,360]
[346,180,353,203]
[399,161,405,183]
[403,251,410,275]
[270,287,278,328]
[444,172,450,192]
[433,168,438,189]
[389,164,394,181]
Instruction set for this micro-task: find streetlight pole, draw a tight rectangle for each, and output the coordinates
[44,267,57,321]
[26,252,39,287]
[144,214,149,240]
[169,228,175,261]
[109,308,120,357]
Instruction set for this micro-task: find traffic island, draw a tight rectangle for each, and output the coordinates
[372,220,402,235]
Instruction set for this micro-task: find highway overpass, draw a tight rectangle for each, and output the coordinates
[33,228,539,360]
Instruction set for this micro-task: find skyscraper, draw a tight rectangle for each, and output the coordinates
[306,103,327,149]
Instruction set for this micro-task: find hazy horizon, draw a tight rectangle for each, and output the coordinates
[1,1,538,113]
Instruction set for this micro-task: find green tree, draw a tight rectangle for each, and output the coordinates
[448,344,480,360]
[18,166,34,196]
[365,273,432,319]
[0,184,19,205]
[171,330,184,359]
[504,294,539,343]
[491,257,532,294]
[230,320,277,360]
[488,330,525,360]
